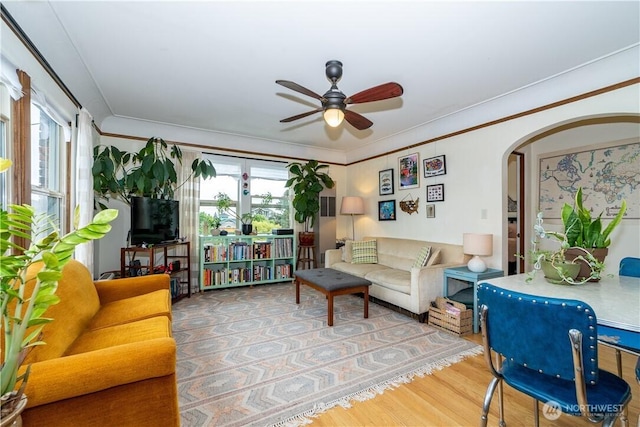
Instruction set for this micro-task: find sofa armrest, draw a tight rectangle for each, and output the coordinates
[410,262,466,314]
[325,249,342,268]
[95,274,170,304]
[23,337,176,408]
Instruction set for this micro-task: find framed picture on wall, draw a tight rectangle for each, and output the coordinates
[426,204,435,218]
[423,155,446,177]
[398,153,419,190]
[379,169,394,195]
[426,184,445,202]
[378,200,396,221]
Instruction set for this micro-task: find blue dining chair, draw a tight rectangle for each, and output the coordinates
[598,257,640,378]
[619,256,640,278]
[478,283,631,427]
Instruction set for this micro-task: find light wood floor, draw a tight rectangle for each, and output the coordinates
[311,333,639,427]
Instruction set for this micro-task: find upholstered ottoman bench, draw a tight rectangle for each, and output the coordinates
[294,268,372,326]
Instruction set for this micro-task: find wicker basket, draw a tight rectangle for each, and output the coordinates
[428,296,473,336]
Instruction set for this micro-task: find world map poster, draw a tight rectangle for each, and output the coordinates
[539,141,640,219]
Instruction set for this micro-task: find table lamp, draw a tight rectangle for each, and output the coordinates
[340,196,364,240]
[463,233,493,272]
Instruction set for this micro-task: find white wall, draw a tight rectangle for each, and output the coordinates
[339,85,640,274]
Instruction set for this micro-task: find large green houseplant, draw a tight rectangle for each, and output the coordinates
[284,160,335,244]
[0,159,119,418]
[560,187,627,280]
[92,136,216,208]
[561,187,627,248]
[526,212,604,284]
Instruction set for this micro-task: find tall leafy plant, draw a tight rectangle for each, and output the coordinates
[284,160,335,232]
[1,157,119,413]
[524,212,604,284]
[561,187,627,249]
[92,137,216,209]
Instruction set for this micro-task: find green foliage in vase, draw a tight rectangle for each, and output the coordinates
[524,212,605,284]
[284,160,335,232]
[561,187,627,249]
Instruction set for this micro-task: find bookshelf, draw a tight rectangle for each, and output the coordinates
[200,234,295,290]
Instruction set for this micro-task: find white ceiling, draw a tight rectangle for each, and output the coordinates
[3,1,639,163]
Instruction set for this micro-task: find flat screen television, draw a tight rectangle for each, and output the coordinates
[130,196,179,245]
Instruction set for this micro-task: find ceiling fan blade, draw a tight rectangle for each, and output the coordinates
[280,108,323,123]
[346,82,404,104]
[276,80,325,101]
[344,110,373,130]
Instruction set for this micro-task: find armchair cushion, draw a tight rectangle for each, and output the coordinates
[88,289,171,330]
[95,274,171,304]
[25,337,176,407]
[66,316,172,355]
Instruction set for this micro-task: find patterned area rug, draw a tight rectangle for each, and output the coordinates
[173,283,482,426]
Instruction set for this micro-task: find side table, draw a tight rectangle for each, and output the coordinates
[443,266,504,333]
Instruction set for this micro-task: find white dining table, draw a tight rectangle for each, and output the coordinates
[478,273,640,333]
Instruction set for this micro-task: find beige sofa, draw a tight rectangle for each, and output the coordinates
[325,237,467,321]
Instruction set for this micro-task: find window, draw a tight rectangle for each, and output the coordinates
[250,165,290,229]
[199,156,290,234]
[200,160,241,231]
[30,103,65,235]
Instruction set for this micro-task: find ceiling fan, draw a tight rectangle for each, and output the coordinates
[276,60,403,130]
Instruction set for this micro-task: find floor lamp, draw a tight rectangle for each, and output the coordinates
[340,196,364,240]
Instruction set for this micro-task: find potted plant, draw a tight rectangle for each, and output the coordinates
[525,212,605,284]
[209,215,222,236]
[561,187,627,281]
[284,160,335,246]
[0,159,119,421]
[92,136,216,208]
[214,193,272,235]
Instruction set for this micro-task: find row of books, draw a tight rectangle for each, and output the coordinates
[203,238,293,262]
[201,263,293,287]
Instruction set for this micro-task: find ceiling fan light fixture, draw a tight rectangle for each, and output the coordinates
[323,106,344,127]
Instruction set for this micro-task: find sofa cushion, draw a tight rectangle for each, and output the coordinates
[352,240,378,264]
[65,316,172,356]
[412,246,432,268]
[365,269,412,295]
[88,289,171,330]
[426,248,442,266]
[331,262,389,278]
[22,260,102,364]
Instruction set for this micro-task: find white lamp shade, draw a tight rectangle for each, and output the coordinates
[340,196,364,215]
[463,233,493,272]
[323,107,344,127]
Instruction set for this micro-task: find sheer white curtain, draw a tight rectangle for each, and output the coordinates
[176,150,201,292]
[74,108,95,270]
[1,55,23,100]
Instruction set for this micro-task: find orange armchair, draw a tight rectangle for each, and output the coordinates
[11,260,179,427]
